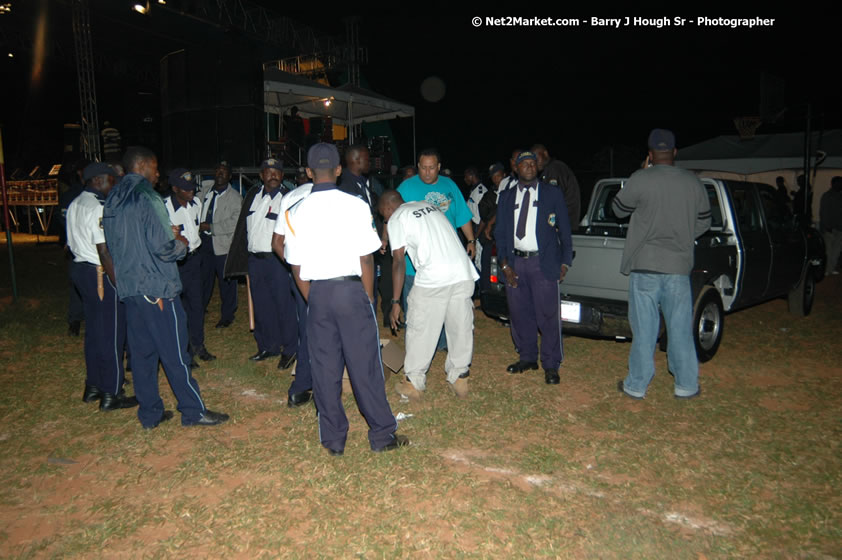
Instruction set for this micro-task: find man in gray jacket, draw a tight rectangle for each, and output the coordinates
[199,161,243,328]
[612,129,711,400]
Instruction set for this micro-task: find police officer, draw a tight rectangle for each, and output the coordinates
[103,146,228,428]
[285,143,408,456]
[271,178,314,408]
[165,168,215,364]
[67,162,137,411]
[231,158,298,367]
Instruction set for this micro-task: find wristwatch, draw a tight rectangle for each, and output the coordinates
[390,299,401,305]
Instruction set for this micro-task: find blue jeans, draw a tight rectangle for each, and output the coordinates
[623,272,699,398]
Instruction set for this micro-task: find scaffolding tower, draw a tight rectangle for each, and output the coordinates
[71,0,100,161]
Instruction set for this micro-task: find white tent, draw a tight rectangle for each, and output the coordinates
[676,130,842,221]
[263,68,415,156]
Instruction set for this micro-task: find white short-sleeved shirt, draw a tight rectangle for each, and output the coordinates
[466,183,488,224]
[165,195,203,252]
[273,183,313,238]
[513,184,540,252]
[67,190,106,265]
[284,185,380,280]
[246,186,283,253]
[387,201,479,289]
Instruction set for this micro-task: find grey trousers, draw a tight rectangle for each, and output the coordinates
[404,279,475,391]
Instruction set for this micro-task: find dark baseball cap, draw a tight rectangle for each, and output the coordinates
[648,129,676,151]
[488,162,505,176]
[168,168,196,191]
[82,162,118,182]
[307,143,340,170]
[515,151,537,164]
[260,158,283,171]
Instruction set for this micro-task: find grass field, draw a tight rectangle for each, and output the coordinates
[1,241,840,559]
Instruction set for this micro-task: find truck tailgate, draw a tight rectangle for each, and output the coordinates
[564,234,628,301]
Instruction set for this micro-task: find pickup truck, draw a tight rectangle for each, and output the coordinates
[480,177,826,362]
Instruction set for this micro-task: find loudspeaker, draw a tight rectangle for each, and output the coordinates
[161,41,264,169]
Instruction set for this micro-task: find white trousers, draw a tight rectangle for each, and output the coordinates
[404,279,475,390]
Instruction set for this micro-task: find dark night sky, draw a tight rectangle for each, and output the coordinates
[1,7,840,179]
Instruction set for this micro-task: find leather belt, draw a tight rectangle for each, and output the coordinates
[318,275,361,282]
[250,252,274,259]
[514,249,539,258]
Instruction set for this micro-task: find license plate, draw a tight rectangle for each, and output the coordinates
[560,301,581,323]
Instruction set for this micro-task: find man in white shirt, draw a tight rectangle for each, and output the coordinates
[68,162,137,411]
[285,143,407,456]
[165,168,215,364]
[379,190,479,400]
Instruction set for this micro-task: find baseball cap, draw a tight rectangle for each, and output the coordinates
[168,168,196,191]
[307,143,340,170]
[260,158,283,171]
[516,151,537,164]
[82,162,118,182]
[648,129,676,151]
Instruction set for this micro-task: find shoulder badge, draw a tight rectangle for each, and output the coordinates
[549,179,558,186]
[548,213,556,227]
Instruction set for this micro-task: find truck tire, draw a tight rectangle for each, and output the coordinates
[787,266,816,317]
[694,286,724,363]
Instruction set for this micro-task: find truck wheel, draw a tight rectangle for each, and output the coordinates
[787,266,816,317]
[694,286,724,363]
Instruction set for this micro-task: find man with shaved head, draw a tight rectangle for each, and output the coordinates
[531,144,581,231]
[379,189,478,400]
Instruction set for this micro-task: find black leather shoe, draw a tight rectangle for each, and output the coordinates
[100,391,139,411]
[545,369,560,385]
[143,410,174,430]
[196,346,216,361]
[506,360,539,374]
[287,390,312,408]
[277,353,297,370]
[82,384,102,403]
[68,320,81,336]
[191,358,200,369]
[215,319,233,328]
[372,434,410,453]
[250,350,280,362]
[186,410,230,426]
[326,447,344,456]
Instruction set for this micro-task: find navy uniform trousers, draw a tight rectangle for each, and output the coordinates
[178,250,205,351]
[308,280,397,451]
[506,255,563,369]
[287,283,312,396]
[123,295,206,427]
[70,261,127,394]
[248,253,297,355]
[199,233,237,323]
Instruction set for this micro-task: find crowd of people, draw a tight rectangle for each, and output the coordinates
[64,129,712,454]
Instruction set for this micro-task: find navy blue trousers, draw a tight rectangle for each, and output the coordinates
[70,261,126,394]
[199,236,237,323]
[307,280,397,451]
[287,282,312,396]
[178,251,205,350]
[124,295,206,427]
[248,254,298,355]
[505,255,563,369]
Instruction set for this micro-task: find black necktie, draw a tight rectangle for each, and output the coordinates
[516,187,530,240]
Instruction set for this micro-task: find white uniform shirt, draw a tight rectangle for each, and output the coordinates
[285,185,380,280]
[273,183,313,238]
[499,175,517,195]
[466,182,488,225]
[388,201,479,289]
[165,195,203,252]
[246,186,283,253]
[513,184,540,252]
[66,189,106,265]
